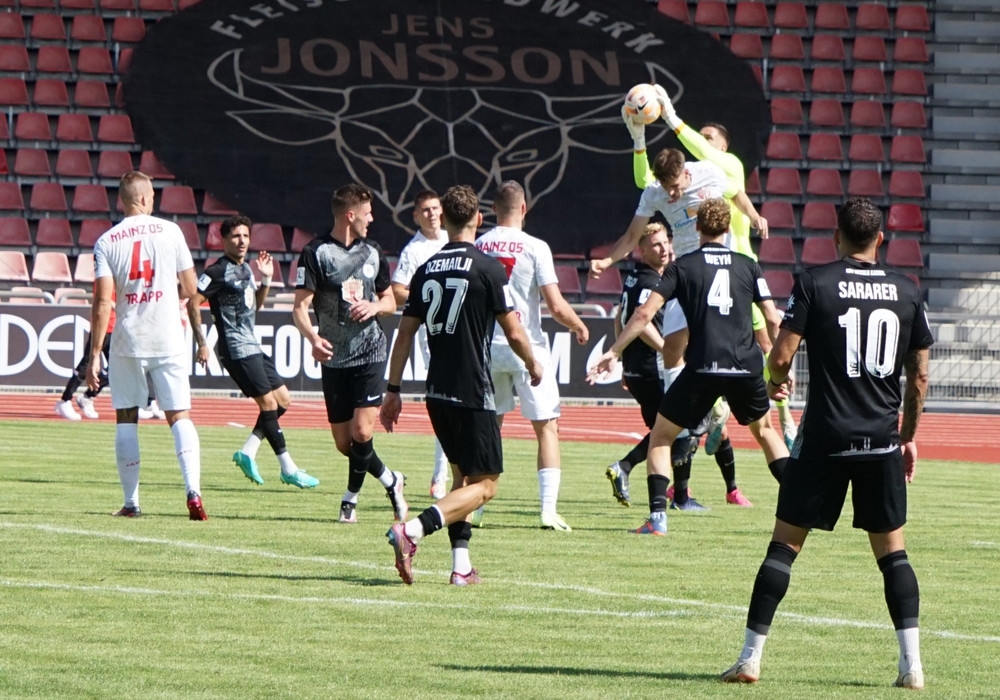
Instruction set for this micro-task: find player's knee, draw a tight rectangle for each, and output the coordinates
[479,479,498,503]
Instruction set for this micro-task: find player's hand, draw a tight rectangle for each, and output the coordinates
[652,84,679,126]
[901,440,918,483]
[311,336,333,363]
[526,357,544,386]
[621,105,645,151]
[767,377,791,401]
[84,359,100,393]
[754,215,769,240]
[574,324,590,345]
[256,251,274,278]
[589,258,610,280]
[586,350,618,385]
[349,300,379,323]
[195,344,210,368]
[380,392,402,432]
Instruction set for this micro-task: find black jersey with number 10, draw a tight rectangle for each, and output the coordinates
[781,258,933,457]
[403,242,513,410]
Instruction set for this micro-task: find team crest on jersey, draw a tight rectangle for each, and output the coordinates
[362,263,376,280]
[785,294,796,311]
[342,277,364,303]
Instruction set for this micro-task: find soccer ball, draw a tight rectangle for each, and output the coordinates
[623,83,661,125]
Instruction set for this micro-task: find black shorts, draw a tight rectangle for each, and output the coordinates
[221,353,284,399]
[625,374,664,430]
[321,360,386,424]
[658,368,770,430]
[426,400,503,477]
[776,450,907,533]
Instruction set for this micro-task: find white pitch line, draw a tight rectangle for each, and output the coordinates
[3,522,999,643]
[226,421,246,428]
[971,541,996,548]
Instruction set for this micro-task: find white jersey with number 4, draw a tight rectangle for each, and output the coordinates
[475,226,557,367]
[94,214,193,358]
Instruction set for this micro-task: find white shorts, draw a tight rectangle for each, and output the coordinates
[109,352,191,411]
[660,298,688,336]
[491,344,561,421]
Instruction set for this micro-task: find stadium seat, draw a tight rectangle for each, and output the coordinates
[847,169,884,198]
[100,0,137,11]
[0,45,30,71]
[805,169,843,198]
[77,219,110,247]
[250,256,285,289]
[35,217,74,248]
[96,150,132,180]
[74,252,95,283]
[886,238,924,268]
[763,269,794,301]
[888,171,925,199]
[74,80,111,109]
[800,202,838,232]
[757,235,796,266]
[815,3,850,31]
[851,67,887,95]
[0,78,29,107]
[29,182,68,213]
[749,64,763,86]
[29,14,66,41]
[72,184,111,214]
[765,168,803,197]
[61,0,97,10]
[745,169,761,196]
[77,47,115,75]
[14,148,52,178]
[773,2,807,30]
[585,265,621,298]
[765,132,803,161]
[693,1,730,28]
[250,223,286,252]
[894,37,929,64]
[159,185,198,215]
[769,34,804,61]
[0,182,26,212]
[730,34,763,59]
[852,36,887,62]
[15,112,53,142]
[771,97,804,126]
[770,64,806,92]
[806,133,843,162]
[734,2,769,29]
[205,220,224,250]
[0,149,6,176]
[811,66,847,94]
[53,287,90,305]
[70,15,106,42]
[856,3,890,31]
[116,47,133,75]
[760,201,796,230]
[177,220,202,250]
[134,152,172,181]
[33,79,70,109]
[890,101,927,129]
[8,286,50,304]
[809,99,845,128]
[96,114,134,143]
[656,0,690,23]
[56,113,94,143]
[202,192,238,216]
[810,34,846,62]
[291,227,314,253]
[892,70,927,97]
[886,204,924,232]
[31,250,73,283]
[55,149,94,180]
[111,16,146,42]
[889,135,926,164]
[0,217,31,247]
[554,264,583,299]
[0,251,31,283]
[36,45,73,74]
[848,134,886,163]
[0,12,25,39]
[849,100,886,129]
[800,235,838,264]
[895,5,930,32]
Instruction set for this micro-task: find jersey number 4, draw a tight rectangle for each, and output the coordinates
[422,278,469,335]
[128,240,154,286]
[707,269,733,315]
[838,307,900,378]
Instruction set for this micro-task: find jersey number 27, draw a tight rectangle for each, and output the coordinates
[422,278,469,335]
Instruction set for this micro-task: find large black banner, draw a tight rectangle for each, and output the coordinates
[0,306,630,399]
[123,0,768,254]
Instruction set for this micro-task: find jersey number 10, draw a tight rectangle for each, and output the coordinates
[838,307,900,378]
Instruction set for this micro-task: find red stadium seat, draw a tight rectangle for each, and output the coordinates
[554,264,583,298]
[745,169,762,196]
[14,148,51,178]
[72,184,111,214]
[140,0,176,12]
[815,4,849,31]
[886,204,924,233]
[811,66,847,94]
[116,47,133,75]
[657,1,690,23]
[0,149,6,176]
[111,16,146,42]
[734,2,769,29]
[55,149,94,179]
[809,99,845,128]
[0,217,31,247]
[53,287,91,305]
[29,183,68,215]
[177,221,202,250]
[96,114,135,143]
[291,227,314,252]
[0,78,29,107]
[856,3,890,31]
[889,136,926,164]
[61,0,96,9]
[771,97,804,126]
[0,252,31,283]
[15,112,53,142]
[849,100,886,129]
[800,235,838,264]
[760,201,796,230]
[7,286,51,304]
[894,37,929,64]
[0,45,30,71]
[773,2,807,30]
[138,151,174,179]
[886,238,924,268]
[0,182,26,212]
[806,133,843,162]
[770,65,806,92]
[730,34,763,59]
[0,12,25,39]
[77,47,114,75]
[74,252,95,283]
[96,150,132,180]
[749,64,763,86]
[250,257,286,289]
[852,67,887,95]
[159,186,198,215]
[895,5,930,32]
[78,219,111,247]
[892,70,927,97]
[757,235,796,266]
[888,171,925,199]
[250,223,286,252]
[891,101,927,129]
[765,168,803,197]
[848,134,886,163]
[56,113,94,143]
[31,250,73,283]
[33,79,70,109]
[74,80,111,109]
[693,1,730,28]
[100,0,137,11]
[763,270,794,300]
[36,45,73,74]
[585,265,621,297]
[765,132,803,162]
[847,170,884,198]
[29,13,66,41]
[810,34,846,62]
[805,169,843,198]
[202,192,238,216]
[800,202,838,232]
[769,34,804,61]
[35,218,74,248]
[70,15,106,43]
[205,221,224,250]
[852,36,887,62]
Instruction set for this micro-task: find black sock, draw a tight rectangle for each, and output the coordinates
[448,521,472,549]
[672,457,692,504]
[747,541,798,634]
[715,438,738,492]
[768,457,788,483]
[647,474,670,512]
[258,409,287,455]
[347,441,370,493]
[418,506,445,538]
[351,438,387,481]
[251,413,266,440]
[878,550,920,630]
[276,405,287,420]
[61,376,82,402]
[621,434,650,473]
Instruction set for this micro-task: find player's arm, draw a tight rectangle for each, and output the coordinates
[615,307,664,353]
[86,275,114,392]
[292,288,332,363]
[765,327,802,401]
[755,298,783,345]
[351,250,397,322]
[540,283,589,344]
[589,214,649,279]
[254,251,274,310]
[177,266,198,301]
[899,346,930,482]
[588,291,667,385]
[731,190,768,239]
[380,314,420,432]
[186,292,210,367]
[496,310,543,386]
[391,282,410,307]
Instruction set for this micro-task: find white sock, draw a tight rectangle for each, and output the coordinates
[660,364,684,391]
[115,423,140,507]
[740,628,768,661]
[241,433,262,459]
[452,546,472,575]
[379,467,396,489]
[277,451,297,476]
[896,628,922,671]
[404,517,426,542]
[538,467,560,515]
[343,490,359,504]
[650,510,666,522]
[171,418,201,494]
[432,439,449,483]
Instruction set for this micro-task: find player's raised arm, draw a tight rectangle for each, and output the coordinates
[255,251,273,310]
[589,215,649,279]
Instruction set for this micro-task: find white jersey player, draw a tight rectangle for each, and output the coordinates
[390,190,451,499]
[473,180,590,532]
[88,170,207,521]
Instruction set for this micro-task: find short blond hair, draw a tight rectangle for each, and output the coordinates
[696,198,731,238]
[641,222,668,241]
[119,170,152,206]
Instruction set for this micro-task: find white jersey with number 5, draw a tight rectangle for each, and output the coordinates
[94,214,193,358]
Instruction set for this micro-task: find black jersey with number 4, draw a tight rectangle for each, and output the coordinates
[620,263,665,379]
[403,242,513,410]
[782,258,933,458]
[654,243,770,375]
[197,256,261,361]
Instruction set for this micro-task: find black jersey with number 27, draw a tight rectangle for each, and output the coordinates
[403,241,513,410]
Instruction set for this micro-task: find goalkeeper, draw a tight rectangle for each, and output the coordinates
[625,85,798,451]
